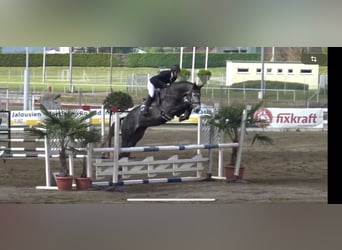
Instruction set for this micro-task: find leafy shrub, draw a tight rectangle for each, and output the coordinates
[103,91,134,112]
[178,68,191,81]
[197,69,212,77]
[231,80,309,91]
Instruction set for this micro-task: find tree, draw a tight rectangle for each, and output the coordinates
[102,91,134,148]
[103,91,134,112]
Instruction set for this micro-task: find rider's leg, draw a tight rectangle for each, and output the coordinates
[142,95,153,115]
[142,82,155,115]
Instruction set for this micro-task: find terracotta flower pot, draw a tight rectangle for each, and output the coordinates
[55,176,74,191]
[225,164,245,180]
[75,177,92,191]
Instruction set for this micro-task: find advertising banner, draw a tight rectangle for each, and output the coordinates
[253,108,324,129]
[9,109,108,126]
[7,108,326,129]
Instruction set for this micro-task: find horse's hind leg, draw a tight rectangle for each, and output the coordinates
[120,127,147,158]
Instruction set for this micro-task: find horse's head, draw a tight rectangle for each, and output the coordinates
[189,83,202,113]
[166,81,203,116]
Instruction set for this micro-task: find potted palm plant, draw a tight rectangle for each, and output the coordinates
[27,104,101,190]
[209,102,273,181]
[74,156,92,190]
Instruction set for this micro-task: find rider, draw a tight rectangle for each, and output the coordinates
[142,64,181,116]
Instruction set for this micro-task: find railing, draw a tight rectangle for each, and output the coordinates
[1,87,327,109]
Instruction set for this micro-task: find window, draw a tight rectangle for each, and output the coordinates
[300,69,312,74]
[277,68,283,74]
[288,69,294,74]
[266,68,272,74]
[237,68,249,73]
[256,68,261,73]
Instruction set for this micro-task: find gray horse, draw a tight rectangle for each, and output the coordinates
[120,81,202,158]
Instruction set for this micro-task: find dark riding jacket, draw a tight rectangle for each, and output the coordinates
[150,70,177,89]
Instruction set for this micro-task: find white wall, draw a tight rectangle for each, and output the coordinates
[226,61,320,89]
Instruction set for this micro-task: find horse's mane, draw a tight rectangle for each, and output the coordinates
[169,81,197,91]
[173,80,195,86]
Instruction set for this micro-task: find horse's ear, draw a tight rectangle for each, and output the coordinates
[194,82,204,89]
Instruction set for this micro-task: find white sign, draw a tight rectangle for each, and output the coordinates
[253,108,324,129]
[9,109,109,126]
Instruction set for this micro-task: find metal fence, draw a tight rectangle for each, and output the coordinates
[0,71,327,109]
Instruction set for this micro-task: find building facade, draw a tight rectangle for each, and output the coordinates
[226,61,320,89]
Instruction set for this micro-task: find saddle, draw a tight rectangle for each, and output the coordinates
[153,89,164,106]
[141,87,172,121]
[141,88,166,107]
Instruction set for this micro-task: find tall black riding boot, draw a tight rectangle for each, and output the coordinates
[142,95,153,116]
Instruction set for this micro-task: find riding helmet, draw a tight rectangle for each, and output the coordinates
[171,64,180,72]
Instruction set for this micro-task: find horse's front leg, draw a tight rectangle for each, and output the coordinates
[179,108,192,122]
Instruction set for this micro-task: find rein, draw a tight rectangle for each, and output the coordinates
[162,85,199,104]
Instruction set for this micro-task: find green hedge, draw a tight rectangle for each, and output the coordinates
[0,52,260,67]
[0,52,328,68]
[231,80,310,90]
[125,52,260,68]
[0,53,260,68]
[0,53,121,67]
[0,54,27,66]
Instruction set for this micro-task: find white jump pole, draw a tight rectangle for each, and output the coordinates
[191,47,196,82]
[36,136,57,190]
[233,105,250,177]
[69,47,73,93]
[69,152,74,177]
[42,46,46,84]
[217,148,224,179]
[44,135,51,187]
[205,47,209,70]
[101,105,105,137]
[87,143,93,178]
[197,115,202,155]
[112,111,120,183]
[23,47,30,111]
[179,47,184,69]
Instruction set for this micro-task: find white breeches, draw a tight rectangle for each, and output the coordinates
[147,81,155,98]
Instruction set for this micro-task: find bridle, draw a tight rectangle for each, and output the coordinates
[183,87,201,108]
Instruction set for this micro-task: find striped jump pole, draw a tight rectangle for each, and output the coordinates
[0,138,45,143]
[93,143,239,154]
[93,176,207,186]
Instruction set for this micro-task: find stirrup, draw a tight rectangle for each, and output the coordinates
[142,105,150,115]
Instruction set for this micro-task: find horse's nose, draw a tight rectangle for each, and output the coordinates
[193,105,201,113]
